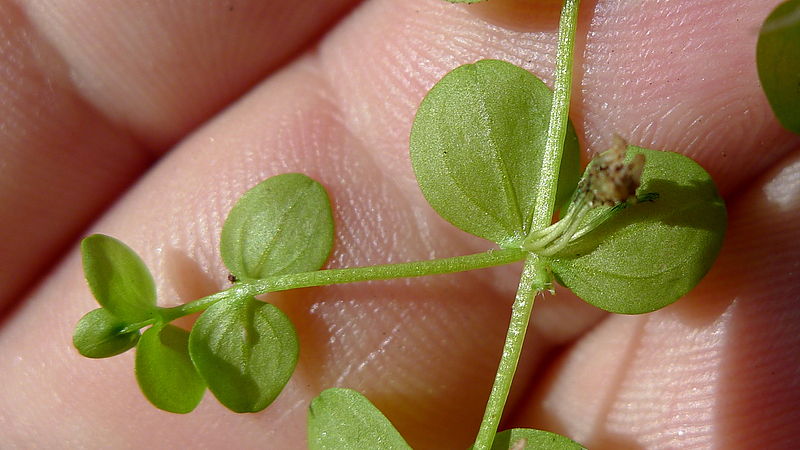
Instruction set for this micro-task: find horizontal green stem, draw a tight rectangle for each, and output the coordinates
[153,247,526,325]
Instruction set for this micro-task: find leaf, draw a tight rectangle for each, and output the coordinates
[757,0,800,133]
[308,388,411,450]
[220,173,334,281]
[81,234,157,323]
[550,147,727,314]
[135,324,205,414]
[410,59,580,247]
[73,308,140,358]
[188,296,298,413]
[487,428,585,450]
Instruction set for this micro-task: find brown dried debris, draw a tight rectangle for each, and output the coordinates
[583,134,645,207]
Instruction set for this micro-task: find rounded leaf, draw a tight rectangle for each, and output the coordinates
[189,296,298,413]
[488,428,585,450]
[308,388,411,450]
[220,173,334,281]
[135,324,205,414]
[550,147,727,314]
[757,0,800,133]
[81,234,157,322]
[410,59,580,247]
[73,308,140,358]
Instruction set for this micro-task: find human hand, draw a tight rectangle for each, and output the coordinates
[1,0,798,448]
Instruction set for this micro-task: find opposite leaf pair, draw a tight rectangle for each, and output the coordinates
[74,234,205,413]
[75,172,336,413]
[409,59,726,314]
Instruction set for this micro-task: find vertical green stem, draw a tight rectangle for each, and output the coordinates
[473,256,549,450]
[530,0,582,230]
[474,1,581,448]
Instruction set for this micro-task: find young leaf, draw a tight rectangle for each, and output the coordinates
[550,147,727,314]
[135,324,205,414]
[220,173,334,281]
[410,59,580,247]
[73,308,140,358]
[308,388,411,450]
[757,0,800,133]
[188,296,298,413]
[486,428,585,450]
[81,234,157,323]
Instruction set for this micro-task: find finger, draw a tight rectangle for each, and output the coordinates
[323,0,798,194]
[0,0,358,311]
[510,148,800,448]
[1,0,795,448]
[23,0,361,148]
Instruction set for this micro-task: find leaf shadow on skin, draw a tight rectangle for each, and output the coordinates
[555,177,725,259]
[659,249,731,329]
[465,0,590,33]
[163,247,220,329]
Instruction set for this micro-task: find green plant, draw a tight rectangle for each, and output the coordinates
[71,0,754,448]
[757,0,800,134]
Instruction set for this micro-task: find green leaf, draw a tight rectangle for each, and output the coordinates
[550,147,727,314]
[135,324,205,414]
[487,428,585,450]
[220,173,334,281]
[757,0,800,133]
[188,296,298,413]
[410,59,580,247]
[81,234,157,323]
[73,308,140,358]
[308,388,411,450]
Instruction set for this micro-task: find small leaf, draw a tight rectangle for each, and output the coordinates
[73,308,140,358]
[757,0,800,133]
[81,234,157,322]
[135,324,205,414]
[189,296,298,413]
[220,173,334,281]
[308,388,411,450]
[550,147,727,314]
[487,428,585,450]
[410,59,580,247]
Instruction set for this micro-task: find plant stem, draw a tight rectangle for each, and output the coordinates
[156,248,525,324]
[473,256,549,450]
[530,0,581,231]
[473,1,582,448]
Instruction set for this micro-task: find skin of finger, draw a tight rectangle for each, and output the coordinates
[0,0,150,313]
[0,0,358,314]
[320,0,798,194]
[0,0,796,448]
[511,149,800,449]
[20,0,361,149]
